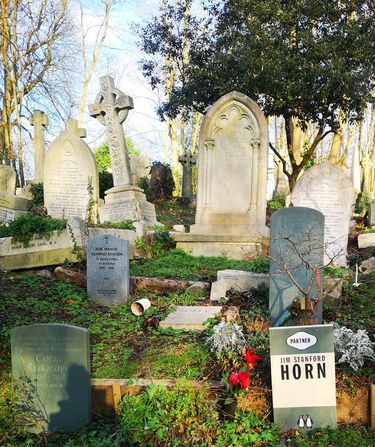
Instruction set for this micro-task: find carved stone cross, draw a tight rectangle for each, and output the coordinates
[178,149,196,198]
[89,76,134,187]
[30,110,48,183]
[66,119,86,138]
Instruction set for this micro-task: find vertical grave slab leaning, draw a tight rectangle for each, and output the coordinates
[175,91,269,260]
[43,119,99,222]
[89,76,158,224]
[11,324,91,433]
[269,207,324,327]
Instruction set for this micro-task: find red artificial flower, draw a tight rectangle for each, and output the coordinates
[237,371,251,390]
[228,373,239,386]
[243,348,262,370]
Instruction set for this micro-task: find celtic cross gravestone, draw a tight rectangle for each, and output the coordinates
[89,76,158,224]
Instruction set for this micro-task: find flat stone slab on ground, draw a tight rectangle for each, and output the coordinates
[358,233,375,249]
[217,270,269,290]
[159,306,222,330]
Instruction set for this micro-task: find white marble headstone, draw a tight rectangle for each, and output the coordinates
[291,162,355,266]
[43,119,99,221]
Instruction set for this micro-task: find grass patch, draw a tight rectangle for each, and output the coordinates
[130,248,270,280]
[155,199,195,230]
[91,220,135,230]
[0,214,66,245]
[325,272,375,334]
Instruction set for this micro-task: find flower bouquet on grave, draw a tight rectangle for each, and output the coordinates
[219,346,262,421]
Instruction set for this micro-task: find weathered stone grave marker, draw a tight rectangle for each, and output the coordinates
[44,119,99,221]
[0,164,29,223]
[160,306,222,330]
[270,324,336,431]
[87,234,129,305]
[0,164,16,194]
[178,149,196,199]
[30,110,48,183]
[269,207,324,326]
[176,91,269,259]
[291,162,355,266]
[11,324,91,433]
[89,76,158,224]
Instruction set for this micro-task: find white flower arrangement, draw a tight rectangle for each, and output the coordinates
[206,321,246,355]
[333,324,375,371]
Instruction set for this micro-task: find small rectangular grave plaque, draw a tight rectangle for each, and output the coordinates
[159,306,222,330]
[11,324,91,433]
[87,234,129,305]
[270,324,336,432]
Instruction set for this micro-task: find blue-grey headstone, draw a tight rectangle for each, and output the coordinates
[87,234,129,305]
[269,207,324,326]
[11,324,91,433]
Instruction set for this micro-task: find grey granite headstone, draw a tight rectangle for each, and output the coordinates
[87,234,129,305]
[269,207,324,326]
[160,306,222,330]
[11,324,90,433]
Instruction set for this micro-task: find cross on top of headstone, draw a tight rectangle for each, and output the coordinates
[66,119,86,138]
[89,76,134,125]
[179,150,196,198]
[30,110,48,129]
[178,149,196,167]
[88,76,134,187]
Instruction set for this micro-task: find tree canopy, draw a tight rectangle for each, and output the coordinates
[140,0,374,190]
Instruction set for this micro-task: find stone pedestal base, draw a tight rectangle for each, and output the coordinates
[99,185,158,224]
[0,193,29,224]
[175,234,269,260]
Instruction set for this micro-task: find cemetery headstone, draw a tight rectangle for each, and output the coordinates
[129,153,151,185]
[270,324,336,431]
[210,279,229,302]
[43,119,99,221]
[368,201,375,227]
[87,234,129,305]
[178,149,196,198]
[0,227,78,270]
[291,162,355,266]
[269,207,324,326]
[175,91,269,259]
[0,164,16,194]
[11,324,91,433]
[160,306,222,330]
[0,164,29,224]
[89,76,158,224]
[30,110,48,183]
